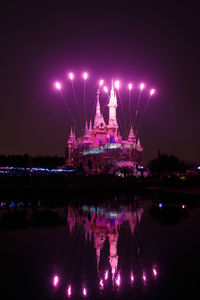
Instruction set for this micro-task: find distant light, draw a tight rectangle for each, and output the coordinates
[103,86,108,93]
[128,83,133,90]
[99,79,104,87]
[182,204,186,209]
[69,72,74,80]
[52,275,59,287]
[104,270,108,280]
[99,279,104,289]
[150,88,155,96]
[140,83,145,90]
[67,285,72,297]
[115,274,121,287]
[159,203,163,208]
[83,72,88,80]
[142,273,147,282]
[153,267,158,277]
[130,272,134,283]
[82,287,87,296]
[115,80,120,89]
[198,166,200,170]
[55,82,61,90]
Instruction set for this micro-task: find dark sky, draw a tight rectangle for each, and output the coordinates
[0,0,199,163]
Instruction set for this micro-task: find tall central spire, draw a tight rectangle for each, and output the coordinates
[96,89,101,115]
[108,81,118,133]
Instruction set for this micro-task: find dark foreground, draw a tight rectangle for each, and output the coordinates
[0,194,200,300]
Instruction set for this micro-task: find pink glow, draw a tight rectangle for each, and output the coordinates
[140,83,145,90]
[99,79,104,87]
[67,285,72,297]
[114,80,120,89]
[130,272,134,283]
[55,82,61,90]
[83,287,87,296]
[115,274,121,287]
[153,267,158,277]
[103,86,108,93]
[142,273,147,282]
[128,83,133,90]
[99,279,104,289]
[104,270,108,280]
[69,73,74,80]
[83,72,88,80]
[52,275,59,287]
[150,88,155,96]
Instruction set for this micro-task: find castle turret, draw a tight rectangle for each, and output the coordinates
[84,121,90,143]
[94,89,106,129]
[107,81,118,136]
[128,126,136,144]
[137,137,143,151]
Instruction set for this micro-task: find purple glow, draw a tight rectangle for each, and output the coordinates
[130,272,134,283]
[159,203,163,208]
[115,274,121,287]
[82,287,87,297]
[99,279,104,289]
[67,285,72,297]
[103,86,108,93]
[128,83,133,90]
[104,270,108,280]
[99,79,104,87]
[69,72,74,80]
[83,72,88,80]
[142,273,147,282]
[153,267,158,277]
[140,83,145,90]
[52,275,59,287]
[114,80,120,89]
[150,88,155,96]
[55,82,61,90]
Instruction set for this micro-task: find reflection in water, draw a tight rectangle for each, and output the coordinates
[50,197,159,297]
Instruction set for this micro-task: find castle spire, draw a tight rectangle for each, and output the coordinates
[96,89,101,116]
[84,121,89,137]
[128,125,136,143]
[108,81,118,133]
[68,126,74,144]
[137,137,143,151]
[88,120,93,132]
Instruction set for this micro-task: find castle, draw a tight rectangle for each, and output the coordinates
[66,82,143,173]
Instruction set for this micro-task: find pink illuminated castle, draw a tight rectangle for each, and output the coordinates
[66,82,143,172]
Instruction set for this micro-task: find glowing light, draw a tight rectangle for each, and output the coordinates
[99,279,104,289]
[69,72,74,80]
[99,79,104,87]
[128,83,133,90]
[52,275,59,287]
[67,285,72,297]
[142,273,147,282]
[83,72,88,80]
[140,83,145,90]
[103,86,108,93]
[115,274,121,287]
[114,80,120,89]
[182,204,186,209]
[104,270,108,280]
[130,272,134,283]
[55,82,61,90]
[82,287,87,297]
[150,88,155,96]
[159,203,163,208]
[153,267,158,277]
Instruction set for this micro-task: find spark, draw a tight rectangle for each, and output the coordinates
[67,285,72,297]
[104,270,108,280]
[69,72,74,80]
[103,86,108,93]
[114,80,120,89]
[99,79,104,87]
[128,83,133,90]
[153,267,158,277]
[150,88,155,96]
[83,72,88,80]
[52,275,59,287]
[182,204,186,209]
[55,82,61,90]
[142,272,147,282]
[130,272,134,283]
[140,83,145,90]
[82,287,87,296]
[115,274,121,287]
[159,203,163,208]
[99,279,104,289]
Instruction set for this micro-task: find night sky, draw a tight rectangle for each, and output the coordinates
[1,1,199,163]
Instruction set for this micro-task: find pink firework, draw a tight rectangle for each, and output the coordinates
[104,270,108,280]
[103,86,108,93]
[99,279,104,289]
[140,83,145,90]
[128,83,133,90]
[142,272,147,283]
[55,82,61,90]
[82,287,87,297]
[99,79,104,87]
[69,72,74,80]
[150,88,155,96]
[83,72,88,80]
[153,267,158,277]
[114,80,120,89]
[130,272,134,283]
[52,275,59,287]
[115,274,121,287]
[67,285,72,297]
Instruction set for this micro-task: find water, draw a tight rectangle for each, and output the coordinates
[0,195,200,299]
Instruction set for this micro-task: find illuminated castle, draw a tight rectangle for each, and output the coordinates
[66,82,143,171]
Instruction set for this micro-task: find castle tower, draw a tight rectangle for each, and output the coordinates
[137,137,143,151]
[93,89,106,129]
[128,126,136,144]
[84,121,90,143]
[107,81,118,136]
